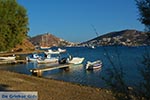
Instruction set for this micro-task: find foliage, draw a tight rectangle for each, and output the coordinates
[135,0,150,32]
[0,0,29,51]
[134,48,150,100]
[135,1,150,100]
[102,47,131,100]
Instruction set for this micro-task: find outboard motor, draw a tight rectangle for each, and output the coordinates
[69,55,73,61]
[58,57,67,64]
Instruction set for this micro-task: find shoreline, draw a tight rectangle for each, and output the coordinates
[0,50,43,64]
[0,70,115,100]
[0,50,43,56]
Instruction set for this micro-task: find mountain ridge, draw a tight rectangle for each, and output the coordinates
[29,29,150,48]
[29,33,75,48]
[80,29,150,46]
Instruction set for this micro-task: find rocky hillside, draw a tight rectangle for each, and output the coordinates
[12,39,35,52]
[80,29,150,46]
[30,33,75,47]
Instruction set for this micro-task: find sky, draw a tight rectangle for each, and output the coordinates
[17,0,144,42]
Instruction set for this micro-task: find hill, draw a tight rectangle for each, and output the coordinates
[80,29,150,46]
[12,39,35,52]
[30,33,75,48]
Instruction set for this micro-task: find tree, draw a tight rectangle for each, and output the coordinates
[135,1,150,99]
[135,0,150,32]
[0,0,29,51]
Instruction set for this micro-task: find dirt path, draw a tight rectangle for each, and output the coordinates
[0,70,115,100]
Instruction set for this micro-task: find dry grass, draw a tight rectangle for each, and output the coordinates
[0,70,115,100]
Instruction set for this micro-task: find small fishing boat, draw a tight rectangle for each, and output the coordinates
[87,44,95,49]
[86,60,102,70]
[58,55,84,65]
[44,49,60,55]
[88,45,95,49]
[37,53,59,64]
[58,48,66,53]
[40,46,50,49]
[0,55,16,61]
[67,56,85,65]
[44,48,66,55]
[26,54,41,62]
[37,58,58,64]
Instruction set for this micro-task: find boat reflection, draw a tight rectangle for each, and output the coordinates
[85,67,102,74]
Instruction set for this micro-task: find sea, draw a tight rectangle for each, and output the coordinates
[0,46,149,88]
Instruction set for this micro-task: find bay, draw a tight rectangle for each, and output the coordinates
[0,46,148,88]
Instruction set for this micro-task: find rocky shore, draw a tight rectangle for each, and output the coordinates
[0,70,115,100]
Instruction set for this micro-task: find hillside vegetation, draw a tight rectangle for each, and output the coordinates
[12,39,35,52]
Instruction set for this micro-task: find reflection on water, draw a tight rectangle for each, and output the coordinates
[0,46,148,88]
[26,62,37,69]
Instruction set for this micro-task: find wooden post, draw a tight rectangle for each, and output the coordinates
[37,70,43,77]
[31,69,42,77]
[64,67,69,71]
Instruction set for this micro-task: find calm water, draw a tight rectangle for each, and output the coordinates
[0,46,148,88]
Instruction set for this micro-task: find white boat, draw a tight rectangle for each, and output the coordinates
[44,49,60,55]
[58,54,84,65]
[86,60,102,70]
[26,54,41,62]
[67,56,84,65]
[87,45,95,49]
[91,46,95,49]
[0,56,16,61]
[40,46,50,49]
[44,48,66,55]
[37,53,59,64]
[58,48,66,53]
[37,57,58,64]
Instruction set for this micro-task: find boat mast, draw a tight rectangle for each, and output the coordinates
[41,35,43,47]
[41,35,46,47]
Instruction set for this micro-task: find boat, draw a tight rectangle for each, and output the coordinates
[88,45,95,49]
[40,46,50,49]
[26,54,41,62]
[44,48,66,55]
[58,54,84,65]
[91,46,95,49]
[44,49,60,55]
[0,56,16,61]
[86,60,102,70]
[37,57,58,64]
[68,57,84,64]
[37,53,59,64]
[67,56,84,64]
[58,48,66,53]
